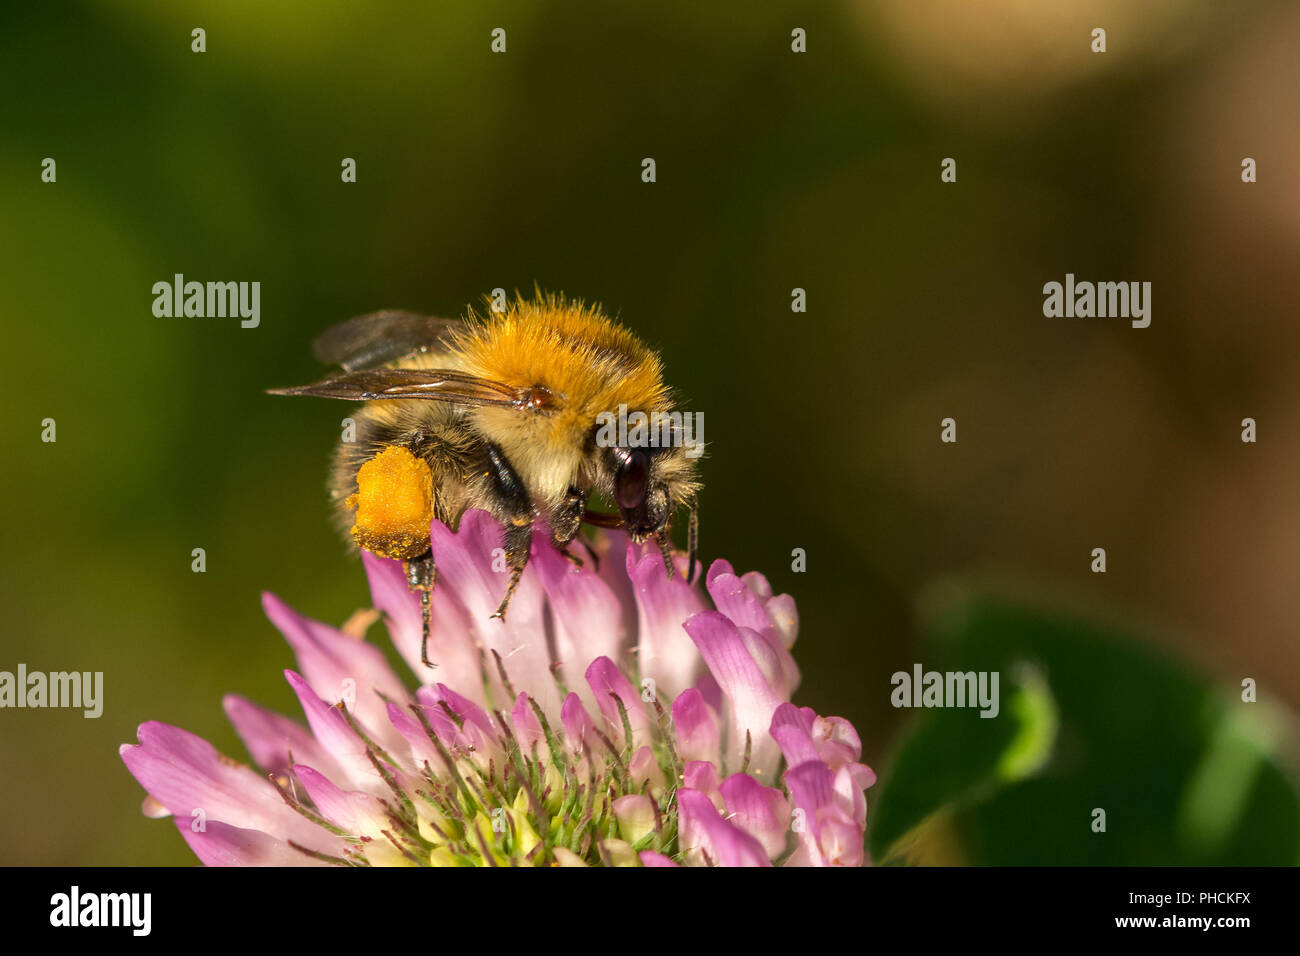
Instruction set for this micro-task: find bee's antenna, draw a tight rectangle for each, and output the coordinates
[686,495,699,584]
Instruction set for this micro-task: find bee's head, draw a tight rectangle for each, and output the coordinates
[604,440,702,541]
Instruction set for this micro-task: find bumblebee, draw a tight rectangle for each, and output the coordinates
[270,293,701,667]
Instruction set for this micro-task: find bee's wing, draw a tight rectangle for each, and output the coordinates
[311,310,465,371]
[269,368,538,408]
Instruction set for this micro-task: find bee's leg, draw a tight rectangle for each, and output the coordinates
[484,443,534,621]
[551,486,587,569]
[404,551,437,668]
[491,520,532,620]
[656,528,676,579]
[686,495,699,583]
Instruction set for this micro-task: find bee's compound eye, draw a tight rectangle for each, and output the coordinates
[614,449,649,510]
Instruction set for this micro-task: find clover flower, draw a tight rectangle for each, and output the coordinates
[121,510,875,866]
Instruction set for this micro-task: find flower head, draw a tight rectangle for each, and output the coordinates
[121,511,875,866]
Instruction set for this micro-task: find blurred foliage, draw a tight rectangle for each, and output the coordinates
[872,587,1300,865]
[1,0,1297,865]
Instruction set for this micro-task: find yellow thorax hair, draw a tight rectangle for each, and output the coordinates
[453,292,673,418]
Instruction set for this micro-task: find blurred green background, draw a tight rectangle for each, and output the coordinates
[2,0,1298,865]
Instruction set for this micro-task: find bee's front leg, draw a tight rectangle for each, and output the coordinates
[551,485,590,569]
[686,494,699,583]
[655,525,676,580]
[484,443,533,621]
[492,518,532,620]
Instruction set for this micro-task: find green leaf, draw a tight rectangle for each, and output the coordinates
[869,584,1300,865]
[869,660,1057,862]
